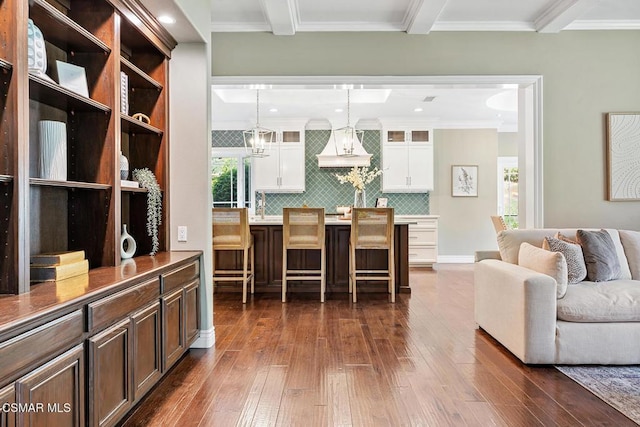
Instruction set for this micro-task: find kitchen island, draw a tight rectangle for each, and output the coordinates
[213,215,413,296]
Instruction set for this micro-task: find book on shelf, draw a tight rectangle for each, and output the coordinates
[30,259,89,282]
[121,179,139,188]
[120,71,129,114]
[30,250,85,266]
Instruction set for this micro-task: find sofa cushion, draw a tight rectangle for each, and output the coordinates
[558,280,640,322]
[576,229,621,282]
[518,242,568,298]
[619,230,640,280]
[543,237,587,284]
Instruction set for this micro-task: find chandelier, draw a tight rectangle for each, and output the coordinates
[243,89,274,157]
[332,89,363,157]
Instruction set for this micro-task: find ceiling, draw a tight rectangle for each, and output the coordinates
[210,0,640,35]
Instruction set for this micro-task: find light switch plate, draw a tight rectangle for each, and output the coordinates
[177,226,187,242]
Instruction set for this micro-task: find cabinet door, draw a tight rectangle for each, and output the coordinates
[253,152,280,191]
[131,302,162,402]
[185,280,200,347]
[407,144,434,191]
[382,145,409,192]
[0,384,14,427]
[16,344,84,427]
[88,319,131,427]
[162,288,185,371]
[278,145,305,192]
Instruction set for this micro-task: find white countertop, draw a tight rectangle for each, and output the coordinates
[249,215,421,225]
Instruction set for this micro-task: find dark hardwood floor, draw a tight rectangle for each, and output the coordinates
[120,265,635,426]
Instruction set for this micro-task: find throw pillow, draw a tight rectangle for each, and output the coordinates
[518,242,568,298]
[619,230,640,280]
[576,229,621,282]
[543,236,587,284]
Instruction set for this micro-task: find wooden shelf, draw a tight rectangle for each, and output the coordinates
[121,57,163,90]
[29,74,111,113]
[30,178,111,191]
[0,58,12,72]
[121,186,147,193]
[29,0,111,54]
[0,175,13,183]
[121,113,163,135]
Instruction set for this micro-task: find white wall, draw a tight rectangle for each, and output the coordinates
[169,42,213,347]
[430,129,499,258]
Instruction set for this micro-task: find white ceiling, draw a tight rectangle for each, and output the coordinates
[210,0,640,35]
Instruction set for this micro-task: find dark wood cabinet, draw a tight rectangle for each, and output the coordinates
[0,384,15,427]
[162,288,185,371]
[88,318,131,427]
[0,0,175,295]
[185,279,200,347]
[131,301,162,402]
[16,344,85,427]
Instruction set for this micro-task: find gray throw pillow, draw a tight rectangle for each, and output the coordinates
[544,236,587,284]
[576,229,621,282]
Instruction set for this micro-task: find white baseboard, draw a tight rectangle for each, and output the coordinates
[190,326,215,348]
[437,255,475,264]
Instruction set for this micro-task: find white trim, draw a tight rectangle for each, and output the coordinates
[566,20,640,30]
[191,327,215,348]
[535,0,598,33]
[437,255,475,264]
[259,0,297,35]
[404,0,449,35]
[211,22,271,32]
[431,21,536,32]
[296,21,405,32]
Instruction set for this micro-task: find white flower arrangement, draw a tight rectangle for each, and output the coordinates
[334,166,382,191]
[132,168,162,255]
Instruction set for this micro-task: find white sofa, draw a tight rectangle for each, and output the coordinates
[475,228,640,365]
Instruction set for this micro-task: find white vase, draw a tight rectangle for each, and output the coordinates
[38,120,67,180]
[27,19,47,74]
[120,152,129,180]
[120,224,137,259]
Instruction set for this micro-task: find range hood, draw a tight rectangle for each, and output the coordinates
[316,129,372,168]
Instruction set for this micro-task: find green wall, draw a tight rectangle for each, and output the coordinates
[211,31,640,229]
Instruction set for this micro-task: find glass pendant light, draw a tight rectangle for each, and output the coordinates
[243,89,274,157]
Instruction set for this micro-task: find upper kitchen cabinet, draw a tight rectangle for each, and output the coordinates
[253,127,305,193]
[381,128,434,193]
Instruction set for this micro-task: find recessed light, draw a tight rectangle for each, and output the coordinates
[414,107,423,112]
[269,108,278,113]
[335,108,343,113]
[158,15,176,24]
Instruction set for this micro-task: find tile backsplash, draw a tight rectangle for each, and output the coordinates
[212,129,429,215]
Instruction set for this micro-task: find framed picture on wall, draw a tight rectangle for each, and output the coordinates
[452,165,478,197]
[607,112,640,201]
[375,197,388,208]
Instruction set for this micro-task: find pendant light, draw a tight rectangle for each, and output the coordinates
[243,89,274,157]
[332,89,363,157]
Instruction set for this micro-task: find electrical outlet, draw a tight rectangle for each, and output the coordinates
[177,226,187,242]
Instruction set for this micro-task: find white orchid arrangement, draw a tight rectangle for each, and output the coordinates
[334,166,382,191]
[132,168,162,255]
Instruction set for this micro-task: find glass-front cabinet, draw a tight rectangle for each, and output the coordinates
[381,127,434,192]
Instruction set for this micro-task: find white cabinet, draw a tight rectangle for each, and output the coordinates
[381,129,434,193]
[253,129,305,193]
[397,215,439,266]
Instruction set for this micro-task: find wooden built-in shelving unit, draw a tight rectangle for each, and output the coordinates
[0,0,176,294]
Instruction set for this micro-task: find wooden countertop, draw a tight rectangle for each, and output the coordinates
[0,251,202,340]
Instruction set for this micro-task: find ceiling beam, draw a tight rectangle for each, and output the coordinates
[259,0,297,35]
[535,0,598,33]
[405,0,449,35]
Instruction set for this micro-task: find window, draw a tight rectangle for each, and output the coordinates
[211,156,252,209]
[498,157,518,228]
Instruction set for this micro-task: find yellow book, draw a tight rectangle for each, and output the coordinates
[30,259,89,282]
[30,250,86,266]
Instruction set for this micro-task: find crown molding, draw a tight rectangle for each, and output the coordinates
[211,22,271,32]
[566,19,640,30]
[431,20,535,32]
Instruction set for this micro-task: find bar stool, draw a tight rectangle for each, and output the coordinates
[349,207,395,303]
[490,215,508,233]
[212,208,254,304]
[282,207,326,302]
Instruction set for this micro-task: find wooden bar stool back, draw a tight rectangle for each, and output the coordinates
[490,215,508,233]
[212,208,254,303]
[349,208,395,303]
[282,207,326,302]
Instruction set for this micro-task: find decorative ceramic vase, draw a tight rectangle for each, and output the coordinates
[38,120,67,180]
[354,189,366,208]
[120,224,136,259]
[120,152,129,180]
[27,19,47,74]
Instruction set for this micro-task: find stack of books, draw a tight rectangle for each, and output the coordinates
[30,250,89,282]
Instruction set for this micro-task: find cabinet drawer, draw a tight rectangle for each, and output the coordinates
[408,246,438,264]
[162,261,199,294]
[408,228,437,245]
[88,279,160,333]
[0,310,83,385]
